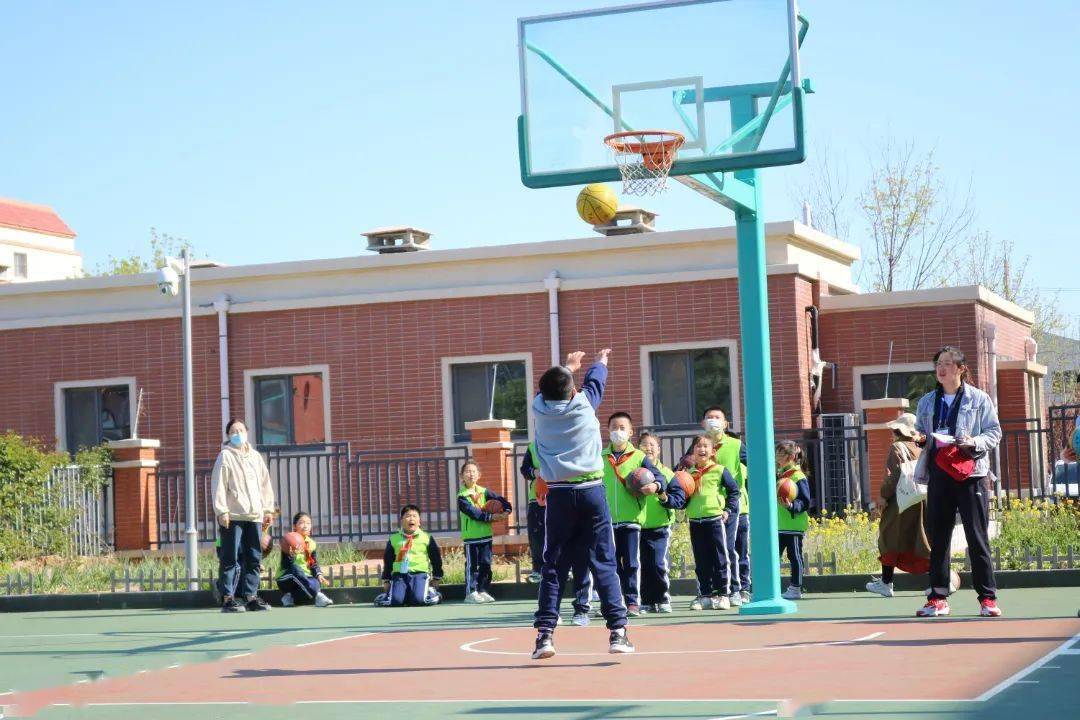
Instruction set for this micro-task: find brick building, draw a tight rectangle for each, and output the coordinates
[0,218,1047,545]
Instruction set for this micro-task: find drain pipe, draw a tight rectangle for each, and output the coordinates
[544,271,561,366]
[213,295,232,432]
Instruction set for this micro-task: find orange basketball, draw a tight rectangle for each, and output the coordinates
[777,478,798,504]
[673,470,697,497]
[282,531,305,554]
[482,499,504,514]
[535,476,548,507]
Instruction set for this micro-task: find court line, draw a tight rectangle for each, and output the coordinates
[976,630,1080,702]
[460,631,885,657]
[226,653,252,659]
[296,631,374,648]
[87,702,250,707]
[292,698,787,704]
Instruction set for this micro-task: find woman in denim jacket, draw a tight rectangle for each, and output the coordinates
[912,346,1002,618]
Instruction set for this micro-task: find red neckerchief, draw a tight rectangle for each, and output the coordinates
[777,466,801,484]
[606,448,638,486]
[396,532,416,562]
[465,486,484,508]
[690,461,717,483]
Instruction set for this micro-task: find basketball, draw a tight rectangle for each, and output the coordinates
[627,467,657,496]
[482,499,503,514]
[576,183,618,225]
[777,478,798,504]
[282,531,305,554]
[535,476,548,507]
[673,470,697,497]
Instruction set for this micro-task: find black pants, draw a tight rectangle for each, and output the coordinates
[927,473,997,600]
[640,526,672,605]
[465,538,494,595]
[735,514,751,593]
[218,521,262,600]
[277,568,320,604]
[527,501,545,573]
[779,532,805,587]
[613,525,641,606]
[689,517,729,597]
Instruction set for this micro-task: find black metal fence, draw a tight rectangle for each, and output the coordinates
[354,445,470,537]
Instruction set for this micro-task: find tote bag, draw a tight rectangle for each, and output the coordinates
[894,443,926,513]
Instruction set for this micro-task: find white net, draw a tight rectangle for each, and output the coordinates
[605,130,685,195]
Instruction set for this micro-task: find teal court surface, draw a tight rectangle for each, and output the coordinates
[1,587,1078,719]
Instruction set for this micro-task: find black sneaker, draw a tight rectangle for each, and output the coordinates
[221,596,246,613]
[608,627,635,654]
[245,596,271,612]
[531,631,555,660]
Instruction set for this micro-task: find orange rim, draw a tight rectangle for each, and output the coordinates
[604,130,685,170]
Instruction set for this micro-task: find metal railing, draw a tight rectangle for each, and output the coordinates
[354,445,470,537]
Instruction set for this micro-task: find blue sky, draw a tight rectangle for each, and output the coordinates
[2,1,1078,329]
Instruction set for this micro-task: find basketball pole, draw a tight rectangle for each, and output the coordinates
[731,98,797,616]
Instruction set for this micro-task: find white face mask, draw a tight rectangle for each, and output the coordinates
[609,429,630,446]
[704,418,724,434]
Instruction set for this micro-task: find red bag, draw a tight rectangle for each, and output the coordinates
[934,443,975,482]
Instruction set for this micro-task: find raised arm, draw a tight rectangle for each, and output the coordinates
[578,349,611,411]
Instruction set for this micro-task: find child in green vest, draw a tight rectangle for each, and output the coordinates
[377,504,444,607]
[637,432,678,613]
[776,440,812,600]
[457,460,511,604]
[520,442,545,584]
[684,434,740,611]
[278,511,333,607]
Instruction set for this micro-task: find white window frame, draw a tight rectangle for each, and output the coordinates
[13,252,28,279]
[852,362,935,419]
[54,376,138,452]
[440,353,534,446]
[243,364,332,445]
[639,340,741,433]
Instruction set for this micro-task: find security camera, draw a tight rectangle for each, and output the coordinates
[157,266,180,296]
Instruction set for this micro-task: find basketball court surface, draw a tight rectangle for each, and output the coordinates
[2,588,1078,719]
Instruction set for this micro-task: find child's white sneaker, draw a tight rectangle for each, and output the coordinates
[782,585,803,600]
[866,578,894,597]
[729,593,744,607]
[571,612,590,626]
[657,603,673,614]
[740,590,751,604]
[315,592,333,607]
[479,591,495,603]
[280,593,295,607]
[712,595,731,610]
[464,591,484,604]
[689,596,712,611]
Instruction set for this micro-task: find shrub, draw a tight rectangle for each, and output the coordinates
[992,497,1080,568]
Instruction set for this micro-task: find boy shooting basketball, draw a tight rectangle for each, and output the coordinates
[531,349,633,659]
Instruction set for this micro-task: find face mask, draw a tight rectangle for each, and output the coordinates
[704,419,724,434]
[609,429,629,446]
[229,432,245,448]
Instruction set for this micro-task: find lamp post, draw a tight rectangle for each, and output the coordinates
[158,248,197,588]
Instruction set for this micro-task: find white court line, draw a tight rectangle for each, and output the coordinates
[460,632,885,657]
[226,652,252,659]
[167,664,180,669]
[87,702,250,707]
[708,712,777,720]
[296,631,374,648]
[294,698,787,705]
[976,630,1080,702]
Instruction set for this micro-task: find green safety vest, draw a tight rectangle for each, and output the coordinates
[389,529,433,575]
[686,462,729,521]
[642,461,675,530]
[776,465,809,533]
[526,442,540,503]
[458,485,493,541]
[602,444,648,526]
[713,434,748,515]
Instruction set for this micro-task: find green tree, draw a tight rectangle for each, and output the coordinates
[93,227,193,276]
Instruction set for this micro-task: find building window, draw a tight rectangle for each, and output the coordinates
[13,253,28,279]
[253,372,326,446]
[649,346,734,428]
[63,385,130,452]
[450,361,527,443]
[860,370,937,406]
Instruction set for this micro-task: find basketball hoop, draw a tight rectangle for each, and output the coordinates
[604,130,685,195]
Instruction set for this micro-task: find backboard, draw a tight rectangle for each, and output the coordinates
[518,0,806,189]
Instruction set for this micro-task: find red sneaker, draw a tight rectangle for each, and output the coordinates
[916,598,950,617]
[979,598,1002,617]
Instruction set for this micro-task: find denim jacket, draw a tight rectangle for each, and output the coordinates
[913,382,1001,482]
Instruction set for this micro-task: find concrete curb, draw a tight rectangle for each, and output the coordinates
[2,569,1078,613]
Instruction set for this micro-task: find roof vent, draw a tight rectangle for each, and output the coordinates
[363,226,431,253]
[592,206,657,236]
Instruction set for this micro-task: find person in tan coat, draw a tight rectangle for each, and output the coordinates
[866,413,930,597]
[212,418,275,612]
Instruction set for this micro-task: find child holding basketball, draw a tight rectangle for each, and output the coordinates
[457,460,511,604]
[637,431,681,613]
[602,412,667,615]
[775,440,812,600]
[378,504,444,607]
[531,349,634,659]
[685,434,740,610]
[277,511,333,608]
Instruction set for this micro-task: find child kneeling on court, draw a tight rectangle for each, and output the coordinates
[277,511,333,608]
[457,459,511,604]
[776,440,811,600]
[377,504,444,607]
[685,434,740,611]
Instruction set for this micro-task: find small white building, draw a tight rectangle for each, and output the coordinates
[0,197,82,283]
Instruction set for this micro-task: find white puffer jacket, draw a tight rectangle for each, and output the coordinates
[211,444,275,522]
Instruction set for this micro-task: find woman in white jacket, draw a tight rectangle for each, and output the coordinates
[212,419,276,612]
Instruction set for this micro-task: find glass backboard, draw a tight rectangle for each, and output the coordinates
[518,0,806,189]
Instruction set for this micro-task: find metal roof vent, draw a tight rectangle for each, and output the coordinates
[592,206,657,236]
[363,226,432,253]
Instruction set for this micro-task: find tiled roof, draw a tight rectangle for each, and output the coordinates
[0,197,76,237]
